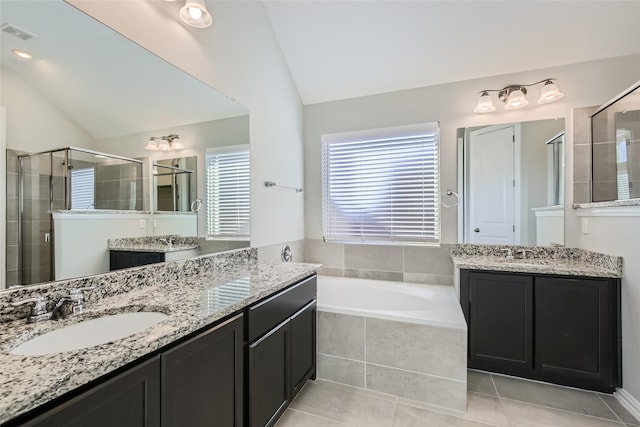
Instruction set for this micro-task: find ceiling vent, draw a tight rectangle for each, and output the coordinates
[1,23,37,41]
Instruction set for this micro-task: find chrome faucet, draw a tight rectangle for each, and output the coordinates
[11,296,51,323]
[159,237,175,248]
[501,248,514,260]
[515,248,528,259]
[51,286,95,320]
[12,287,95,322]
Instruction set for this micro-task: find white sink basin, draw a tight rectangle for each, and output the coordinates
[11,312,168,356]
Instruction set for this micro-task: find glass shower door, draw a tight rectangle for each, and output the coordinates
[18,151,65,285]
[19,152,53,285]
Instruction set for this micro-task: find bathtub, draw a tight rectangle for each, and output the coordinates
[317,276,467,329]
[316,276,468,412]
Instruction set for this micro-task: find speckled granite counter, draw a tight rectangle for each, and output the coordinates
[451,244,623,278]
[0,248,319,424]
[108,235,199,253]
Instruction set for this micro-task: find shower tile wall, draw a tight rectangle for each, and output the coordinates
[5,149,62,285]
[6,150,19,286]
[305,239,454,285]
[95,163,143,210]
[592,108,620,202]
[572,106,597,204]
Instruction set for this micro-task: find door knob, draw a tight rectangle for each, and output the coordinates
[474,228,480,233]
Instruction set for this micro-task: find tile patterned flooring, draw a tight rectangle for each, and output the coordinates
[276,370,640,427]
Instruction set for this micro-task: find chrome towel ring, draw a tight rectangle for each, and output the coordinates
[441,190,460,208]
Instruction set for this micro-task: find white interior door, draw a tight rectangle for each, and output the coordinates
[469,124,515,245]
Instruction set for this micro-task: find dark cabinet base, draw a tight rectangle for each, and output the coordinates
[246,276,317,427]
[16,357,161,427]
[460,270,621,393]
[110,251,165,271]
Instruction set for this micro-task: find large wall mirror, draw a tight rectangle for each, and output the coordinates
[457,118,565,246]
[1,0,250,288]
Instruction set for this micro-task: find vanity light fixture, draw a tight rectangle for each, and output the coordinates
[11,49,33,59]
[145,134,185,151]
[179,0,213,28]
[474,79,564,113]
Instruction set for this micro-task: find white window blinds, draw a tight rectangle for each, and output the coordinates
[70,167,95,209]
[322,123,440,245]
[206,145,250,240]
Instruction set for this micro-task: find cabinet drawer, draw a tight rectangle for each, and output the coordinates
[247,275,316,342]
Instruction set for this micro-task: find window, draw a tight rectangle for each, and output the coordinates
[322,123,439,245]
[206,145,250,240]
[70,167,95,209]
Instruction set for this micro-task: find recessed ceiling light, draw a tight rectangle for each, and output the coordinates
[11,49,33,59]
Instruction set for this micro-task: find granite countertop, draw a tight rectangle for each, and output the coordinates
[0,260,320,424]
[108,235,199,253]
[451,244,623,279]
[110,244,200,253]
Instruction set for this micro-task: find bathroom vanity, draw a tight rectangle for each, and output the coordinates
[0,249,319,427]
[452,245,623,393]
[108,235,201,271]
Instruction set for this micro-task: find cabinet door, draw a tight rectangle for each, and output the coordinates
[290,300,316,398]
[110,251,137,271]
[248,320,290,427]
[162,314,244,427]
[20,356,160,427]
[468,272,533,375]
[135,252,164,267]
[535,277,618,391]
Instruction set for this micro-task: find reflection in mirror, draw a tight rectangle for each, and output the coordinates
[458,118,565,246]
[153,157,197,212]
[591,82,640,202]
[1,1,250,288]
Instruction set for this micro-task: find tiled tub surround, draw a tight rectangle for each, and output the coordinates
[316,276,468,413]
[451,244,623,278]
[306,239,454,286]
[108,235,200,252]
[0,247,320,424]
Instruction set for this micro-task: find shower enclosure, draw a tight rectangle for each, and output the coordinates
[16,147,143,285]
[153,157,196,212]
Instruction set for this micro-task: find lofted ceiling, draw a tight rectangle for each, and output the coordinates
[0,1,247,141]
[262,0,640,105]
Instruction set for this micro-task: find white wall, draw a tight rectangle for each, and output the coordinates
[520,119,565,244]
[0,67,95,153]
[53,213,152,280]
[68,0,305,248]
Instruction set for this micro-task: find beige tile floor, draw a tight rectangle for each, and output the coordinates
[275,370,640,427]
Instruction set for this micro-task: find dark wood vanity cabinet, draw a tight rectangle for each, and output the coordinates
[162,314,244,427]
[246,275,317,427]
[110,250,165,271]
[8,316,243,427]
[460,270,621,392]
[16,356,161,427]
[467,272,534,376]
[4,274,318,427]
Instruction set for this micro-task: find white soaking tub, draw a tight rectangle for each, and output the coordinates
[316,276,468,413]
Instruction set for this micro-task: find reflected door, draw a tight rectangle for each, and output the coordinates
[469,124,516,245]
